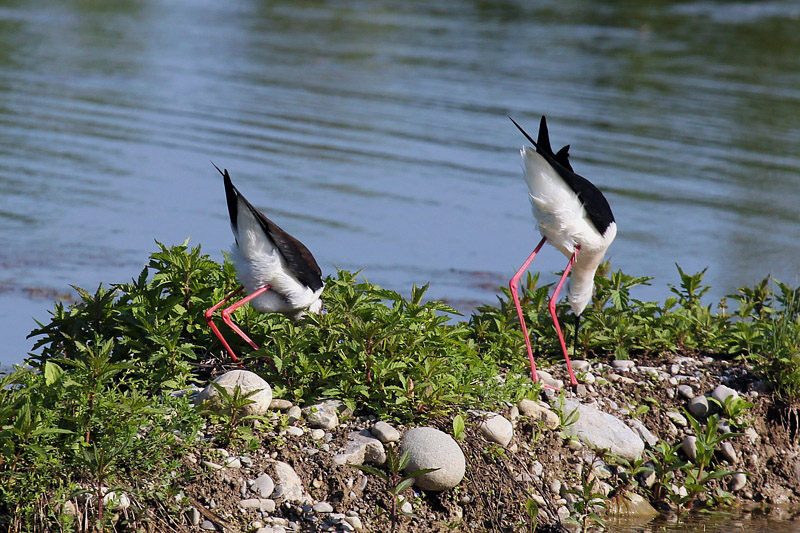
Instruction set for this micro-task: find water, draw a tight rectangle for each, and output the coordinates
[2,0,800,368]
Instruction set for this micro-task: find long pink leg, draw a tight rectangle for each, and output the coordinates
[509,237,547,382]
[205,285,271,364]
[549,248,579,387]
[220,285,271,351]
[206,286,245,362]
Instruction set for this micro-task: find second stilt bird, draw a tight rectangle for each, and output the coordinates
[508,116,616,387]
[206,166,324,363]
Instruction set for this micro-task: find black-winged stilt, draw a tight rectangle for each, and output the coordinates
[508,116,616,387]
[205,165,324,363]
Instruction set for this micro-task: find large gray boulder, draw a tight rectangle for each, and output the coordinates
[195,370,272,416]
[399,427,465,491]
[561,400,644,461]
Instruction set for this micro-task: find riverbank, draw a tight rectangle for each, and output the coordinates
[2,243,799,532]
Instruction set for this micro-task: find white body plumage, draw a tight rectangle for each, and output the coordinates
[228,183,323,320]
[521,146,617,315]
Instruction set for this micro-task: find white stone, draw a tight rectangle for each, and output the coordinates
[271,461,306,503]
[252,473,275,498]
[712,384,740,406]
[196,370,273,416]
[371,421,401,443]
[312,501,333,513]
[517,399,559,430]
[666,411,687,427]
[682,435,697,461]
[286,426,304,437]
[400,427,466,491]
[561,400,644,461]
[102,489,131,510]
[720,441,738,464]
[303,404,339,429]
[730,473,747,492]
[687,395,709,418]
[628,419,658,448]
[571,360,591,372]
[311,429,326,440]
[343,516,363,531]
[479,414,514,448]
[333,429,387,466]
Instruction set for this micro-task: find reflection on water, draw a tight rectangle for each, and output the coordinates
[610,506,800,532]
[2,0,800,367]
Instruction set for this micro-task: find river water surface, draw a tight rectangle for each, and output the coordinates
[2,0,800,368]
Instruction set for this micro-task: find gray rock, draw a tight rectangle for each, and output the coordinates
[682,435,697,461]
[270,399,293,410]
[271,461,307,503]
[571,360,591,372]
[286,426,304,437]
[677,384,695,400]
[400,427,466,491]
[611,359,635,371]
[560,400,644,461]
[186,507,201,526]
[333,430,387,466]
[720,441,738,464]
[252,473,275,498]
[343,516,363,531]
[201,520,218,531]
[311,429,326,440]
[370,421,400,443]
[102,489,131,510]
[688,395,709,418]
[303,404,339,430]
[517,399,559,430]
[240,498,276,511]
[223,456,242,469]
[195,370,273,416]
[312,501,333,513]
[666,411,688,427]
[608,493,659,516]
[712,384,739,406]
[479,414,514,448]
[745,427,759,444]
[287,405,302,423]
[730,473,747,492]
[628,419,658,448]
[542,377,564,390]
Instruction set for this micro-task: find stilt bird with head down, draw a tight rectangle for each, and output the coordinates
[508,116,616,387]
[205,165,324,363]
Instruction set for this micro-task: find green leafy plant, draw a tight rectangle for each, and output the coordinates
[351,445,438,533]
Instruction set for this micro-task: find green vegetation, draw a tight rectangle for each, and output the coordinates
[351,446,437,533]
[0,240,797,530]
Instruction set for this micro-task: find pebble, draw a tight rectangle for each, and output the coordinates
[200,520,218,531]
[310,429,325,440]
[682,435,697,461]
[666,411,687,427]
[287,406,302,423]
[313,502,333,513]
[677,384,695,400]
[400,427,466,491]
[611,359,635,371]
[571,360,591,372]
[479,414,514,448]
[720,442,738,464]
[687,395,709,418]
[224,457,242,469]
[712,384,740,405]
[270,399,293,411]
[370,421,401,443]
[343,516,363,531]
[730,473,747,492]
[517,399,559,430]
[286,426,304,437]
[252,474,275,498]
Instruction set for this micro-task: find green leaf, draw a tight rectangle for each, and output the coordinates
[44,361,64,385]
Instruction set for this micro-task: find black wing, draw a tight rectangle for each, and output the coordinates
[215,164,324,291]
[509,116,615,236]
